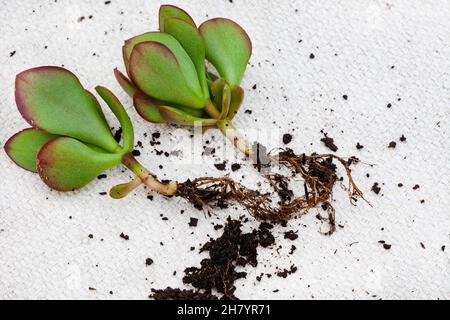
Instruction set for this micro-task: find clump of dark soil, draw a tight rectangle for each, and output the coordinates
[151,217,275,300]
[176,149,366,236]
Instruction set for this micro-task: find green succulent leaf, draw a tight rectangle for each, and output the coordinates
[37,137,122,192]
[124,32,203,98]
[15,67,119,153]
[199,18,252,86]
[219,83,231,120]
[4,128,59,172]
[129,41,205,109]
[210,78,226,108]
[159,106,217,126]
[164,17,209,98]
[95,86,134,153]
[159,4,196,32]
[114,68,137,97]
[133,91,167,124]
[227,85,244,120]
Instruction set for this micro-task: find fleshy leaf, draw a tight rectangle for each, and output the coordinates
[199,18,252,86]
[164,17,209,98]
[4,128,59,172]
[227,85,244,120]
[159,5,195,32]
[37,137,122,191]
[123,32,202,100]
[210,78,226,108]
[134,91,167,123]
[219,84,231,120]
[114,68,137,97]
[159,106,217,126]
[96,86,134,153]
[129,41,205,109]
[15,66,119,153]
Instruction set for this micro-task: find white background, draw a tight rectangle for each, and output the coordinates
[0,0,449,299]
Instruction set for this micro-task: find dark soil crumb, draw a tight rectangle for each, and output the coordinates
[400,135,407,142]
[383,244,392,250]
[420,242,426,249]
[342,94,348,100]
[145,258,154,266]
[252,84,257,90]
[388,141,397,149]
[214,161,227,171]
[88,234,93,239]
[113,127,122,142]
[441,246,446,252]
[413,184,420,190]
[282,133,293,145]
[244,109,252,114]
[151,217,275,300]
[120,232,129,240]
[189,218,198,227]
[371,183,381,195]
[398,183,403,187]
[356,142,364,150]
[10,50,16,57]
[309,53,315,59]
[258,223,275,248]
[99,192,107,196]
[231,163,241,172]
[132,149,141,156]
[321,133,338,152]
[97,174,107,180]
[284,230,299,241]
[276,265,298,278]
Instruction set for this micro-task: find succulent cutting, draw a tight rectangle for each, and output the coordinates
[5,66,177,196]
[115,4,253,156]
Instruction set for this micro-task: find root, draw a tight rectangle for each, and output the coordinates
[176,149,368,235]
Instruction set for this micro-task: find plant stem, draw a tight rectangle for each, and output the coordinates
[205,100,253,157]
[121,153,178,196]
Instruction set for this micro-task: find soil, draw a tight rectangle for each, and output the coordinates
[151,217,269,300]
[320,133,338,152]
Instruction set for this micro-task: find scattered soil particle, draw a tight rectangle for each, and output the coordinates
[244,109,252,114]
[309,53,315,59]
[420,242,426,249]
[146,258,154,266]
[88,234,93,239]
[188,218,198,227]
[320,133,338,152]
[99,192,107,196]
[258,223,275,248]
[289,245,297,255]
[342,94,348,100]
[284,230,299,241]
[441,246,446,252]
[97,174,107,180]
[371,183,381,195]
[113,127,122,142]
[214,161,227,171]
[413,184,420,190]
[151,217,276,300]
[388,141,397,149]
[10,50,16,57]
[356,142,364,150]
[132,149,141,156]
[104,0,111,4]
[231,163,241,172]
[120,232,129,240]
[400,135,407,142]
[276,265,298,278]
[383,244,392,250]
[398,183,403,187]
[282,133,293,145]
[252,84,257,90]
[387,103,392,108]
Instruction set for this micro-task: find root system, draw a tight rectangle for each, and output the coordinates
[176,149,367,235]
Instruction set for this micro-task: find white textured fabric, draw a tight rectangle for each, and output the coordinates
[0,0,449,300]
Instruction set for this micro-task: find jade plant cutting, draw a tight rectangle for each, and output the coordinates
[5,66,177,196]
[114,4,253,156]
